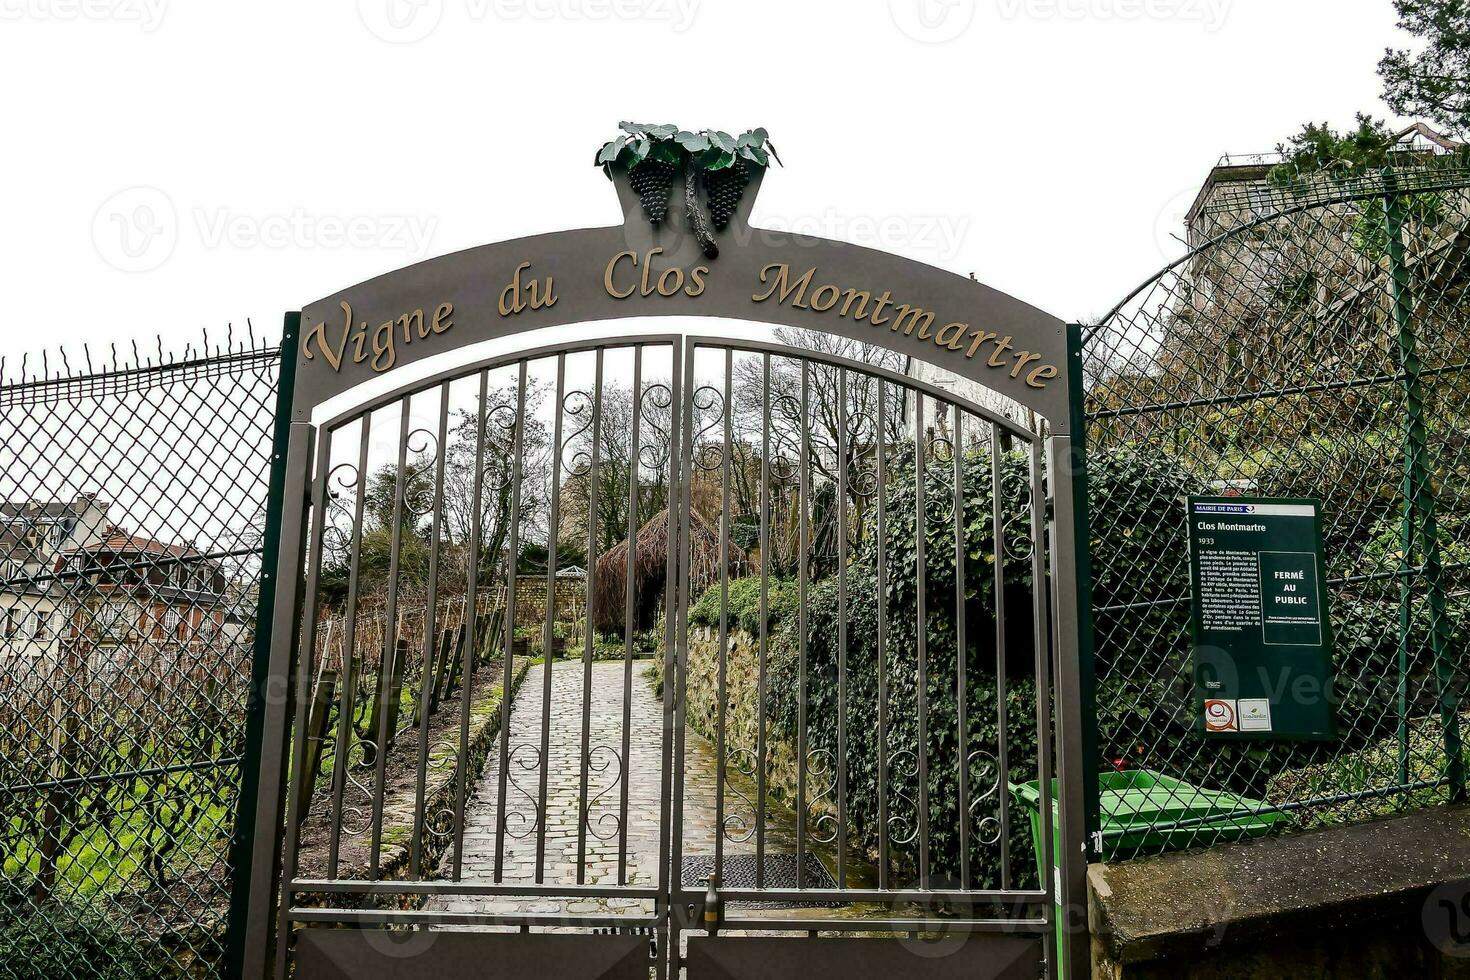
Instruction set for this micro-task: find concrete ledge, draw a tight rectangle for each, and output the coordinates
[1088,803,1470,979]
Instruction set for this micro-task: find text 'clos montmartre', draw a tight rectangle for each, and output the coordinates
[302,253,1059,391]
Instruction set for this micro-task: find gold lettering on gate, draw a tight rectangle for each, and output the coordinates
[603,248,709,300]
[751,263,1059,389]
[303,299,455,374]
[500,261,558,316]
[304,257,1058,394]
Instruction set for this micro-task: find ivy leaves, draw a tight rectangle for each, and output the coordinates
[595,122,780,180]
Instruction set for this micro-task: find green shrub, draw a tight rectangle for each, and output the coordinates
[680,433,1470,871]
[1250,429,1402,555]
[767,569,1039,889]
[688,576,800,636]
[0,879,156,979]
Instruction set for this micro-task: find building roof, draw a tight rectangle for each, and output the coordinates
[60,528,201,559]
[1183,122,1464,234]
[0,495,102,520]
[1392,122,1463,154]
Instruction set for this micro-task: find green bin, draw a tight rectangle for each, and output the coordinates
[1009,769,1291,976]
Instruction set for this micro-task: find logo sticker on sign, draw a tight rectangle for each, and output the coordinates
[1238,699,1272,732]
[1204,699,1237,733]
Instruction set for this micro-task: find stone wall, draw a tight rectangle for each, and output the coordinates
[651,625,820,825]
[1088,803,1470,978]
[294,657,532,911]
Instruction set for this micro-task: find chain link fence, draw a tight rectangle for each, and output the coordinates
[1083,159,1470,856]
[0,340,280,978]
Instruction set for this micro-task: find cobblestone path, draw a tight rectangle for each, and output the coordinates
[432,659,801,919]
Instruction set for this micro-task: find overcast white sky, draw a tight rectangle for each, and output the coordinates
[0,0,1408,374]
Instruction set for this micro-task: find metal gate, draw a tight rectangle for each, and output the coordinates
[248,331,1068,978]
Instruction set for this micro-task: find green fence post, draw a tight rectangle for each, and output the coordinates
[224,314,301,979]
[1382,168,1464,802]
[1066,324,1101,853]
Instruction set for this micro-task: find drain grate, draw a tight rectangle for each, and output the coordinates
[681,853,842,908]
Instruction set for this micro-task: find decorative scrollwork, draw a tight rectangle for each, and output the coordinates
[768,392,806,482]
[846,407,876,448]
[805,748,839,845]
[691,385,726,472]
[481,402,521,491]
[1000,483,1035,561]
[772,392,803,426]
[338,737,377,838]
[722,748,758,844]
[583,744,623,841]
[503,743,542,840]
[769,454,800,489]
[402,428,440,517]
[425,740,459,841]
[848,455,879,502]
[886,748,920,846]
[561,390,596,477]
[637,383,673,471]
[967,749,1003,846]
[321,462,361,562]
[928,433,955,464]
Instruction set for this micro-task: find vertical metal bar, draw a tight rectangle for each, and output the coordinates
[714,349,732,879]
[275,426,332,870]
[660,338,685,976]
[954,409,970,890]
[1051,323,1104,978]
[915,395,930,889]
[990,426,1012,890]
[255,420,317,973]
[1064,325,1101,865]
[253,419,314,980]
[536,354,566,882]
[494,362,527,881]
[369,400,412,876]
[410,383,451,878]
[271,428,329,977]
[755,353,771,887]
[576,350,604,883]
[233,320,303,979]
[876,381,890,890]
[618,346,643,884]
[230,313,300,980]
[835,368,849,886]
[795,361,810,887]
[327,421,371,878]
[451,369,490,880]
[1030,437,1057,968]
[671,340,697,917]
[1383,171,1463,800]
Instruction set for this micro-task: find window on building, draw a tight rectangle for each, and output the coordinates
[31,611,46,639]
[94,602,122,635]
[164,607,182,637]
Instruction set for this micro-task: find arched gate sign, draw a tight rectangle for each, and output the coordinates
[236,150,1092,979]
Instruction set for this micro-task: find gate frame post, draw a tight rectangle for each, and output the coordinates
[1044,323,1100,979]
[226,314,313,980]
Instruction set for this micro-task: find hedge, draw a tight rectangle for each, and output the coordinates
[683,436,1470,879]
